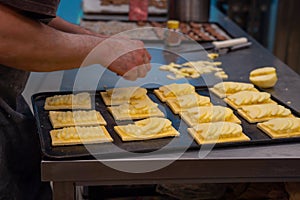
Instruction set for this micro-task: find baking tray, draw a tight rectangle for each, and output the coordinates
[32,87,300,160]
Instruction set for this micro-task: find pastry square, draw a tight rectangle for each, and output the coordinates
[224,91,277,110]
[166,93,212,114]
[108,100,164,120]
[49,110,106,129]
[100,87,148,106]
[114,117,179,141]
[179,106,241,127]
[50,126,113,146]
[209,82,258,98]
[154,83,195,102]
[44,92,91,110]
[238,104,293,123]
[257,118,300,139]
[188,122,250,145]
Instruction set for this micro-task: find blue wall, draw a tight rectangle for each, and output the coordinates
[57,0,83,24]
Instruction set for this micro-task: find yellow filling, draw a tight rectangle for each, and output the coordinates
[47,92,90,106]
[186,106,233,123]
[119,118,173,137]
[175,94,210,108]
[263,118,300,133]
[54,126,103,140]
[159,83,195,97]
[213,82,254,93]
[227,91,271,105]
[242,104,291,119]
[106,87,147,100]
[193,122,242,140]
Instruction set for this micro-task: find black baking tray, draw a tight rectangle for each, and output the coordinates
[32,87,300,160]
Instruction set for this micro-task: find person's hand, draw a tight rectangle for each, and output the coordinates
[98,37,152,81]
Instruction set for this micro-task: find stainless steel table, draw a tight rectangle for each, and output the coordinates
[41,8,300,200]
[43,143,300,200]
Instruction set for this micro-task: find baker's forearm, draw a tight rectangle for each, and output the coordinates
[48,16,91,35]
[48,16,107,38]
[0,4,104,72]
[0,3,152,80]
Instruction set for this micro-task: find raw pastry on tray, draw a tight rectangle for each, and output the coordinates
[237,104,293,123]
[209,81,258,98]
[44,92,91,110]
[50,126,113,146]
[108,99,164,120]
[100,86,149,106]
[154,83,195,102]
[49,110,106,128]
[114,117,179,141]
[224,91,276,109]
[166,93,212,114]
[188,122,250,145]
[180,106,241,127]
[257,117,300,139]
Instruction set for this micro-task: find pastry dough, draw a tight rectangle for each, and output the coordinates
[180,106,241,127]
[166,93,212,114]
[224,91,276,109]
[238,104,293,123]
[257,118,300,139]
[188,122,250,145]
[49,110,106,129]
[44,92,91,110]
[114,117,179,141]
[100,87,148,105]
[50,126,113,146]
[108,100,164,120]
[154,83,195,102]
[209,82,258,98]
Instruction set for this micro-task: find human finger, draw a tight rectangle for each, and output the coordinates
[145,50,152,61]
[122,67,138,81]
[137,65,148,78]
[145,63,151,71]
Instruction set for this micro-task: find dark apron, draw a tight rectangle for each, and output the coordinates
[0,1,59,199]
[0,66,52,200]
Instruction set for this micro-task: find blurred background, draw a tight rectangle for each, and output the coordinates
[57,0,300,74]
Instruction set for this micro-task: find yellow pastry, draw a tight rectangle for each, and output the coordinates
[49,110,106,129]
[258,118,300,138]
[180,106,241,127]
[166,93,211,114]
[210,82,257,98]
[188,122,250,145]
[44,92,91,110]
[249,67,278,88]
[238,104,292,123]
[114,117,179,141]
[100,87,148,105]
[224,91,276,109]
[154,83,195,102]
[108,100,164,120]
[50,126,113,146]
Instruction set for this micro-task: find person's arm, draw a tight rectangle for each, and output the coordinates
[0,4,151,80]
[48,16,107,37]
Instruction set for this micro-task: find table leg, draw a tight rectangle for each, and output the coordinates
[53,181,75,200]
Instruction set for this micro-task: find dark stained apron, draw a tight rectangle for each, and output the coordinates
[0,1,59,199]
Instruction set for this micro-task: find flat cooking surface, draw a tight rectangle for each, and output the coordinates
[32,87,300,160]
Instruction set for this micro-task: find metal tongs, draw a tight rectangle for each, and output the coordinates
[179,37,252,54]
